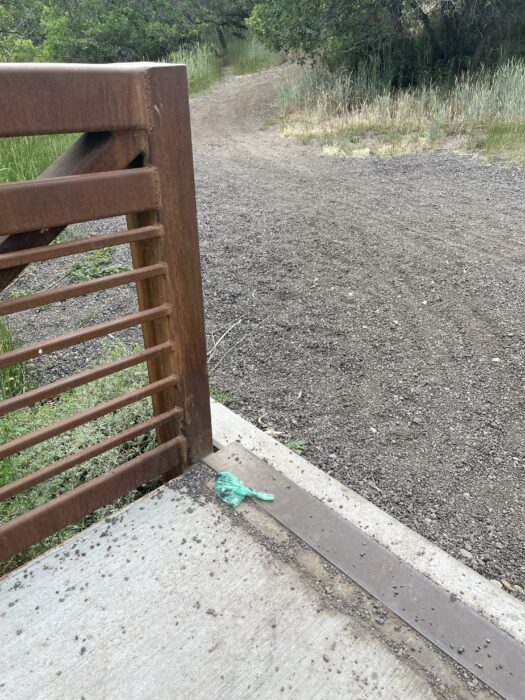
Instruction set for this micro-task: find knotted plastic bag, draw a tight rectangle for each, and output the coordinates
[214,471,274,509]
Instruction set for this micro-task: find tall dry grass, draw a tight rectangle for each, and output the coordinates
[277,60,525,163]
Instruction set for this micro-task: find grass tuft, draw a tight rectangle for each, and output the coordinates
[227,34,284,75]
[167,43,222,94]
[68,247,130,282]
[277,60,525,165]
[0,134,77,184]
[0,320,30,401]
[286,439,306,455]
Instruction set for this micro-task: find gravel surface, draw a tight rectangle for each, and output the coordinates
[5,66,524,597]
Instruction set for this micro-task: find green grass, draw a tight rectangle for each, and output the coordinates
[167,43,223,94]
[0,327,234,574]
[166,33,283,92]
[68,246,130,282]
[0,133,77,184]
[209,384,232,404]
[468,122,525,164]
[277,59,525,165]
[0,341,155,575]
[0,320,30,400]
[227,34,284,75]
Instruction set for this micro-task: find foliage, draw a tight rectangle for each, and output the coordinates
[0,0,44,61]
[227,31,283,74]
[68,247,129,282]
[287,439,306,455]
[0,0,256,63]
[0,320,30,401]
[0,134,77,184]
[35,0,254,63]
[277,60,525,164]
[0,0,274,78]
[39,0,187,62]
[167,43,223,93]
[191,0,254,52]
[250,0,525,84]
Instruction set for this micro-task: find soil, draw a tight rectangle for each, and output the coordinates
[4,66,524,595]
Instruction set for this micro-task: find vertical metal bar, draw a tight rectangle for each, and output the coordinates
[126,210,182,455]
[128,65,212,468]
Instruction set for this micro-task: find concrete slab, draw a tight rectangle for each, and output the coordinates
[0,465,484,700]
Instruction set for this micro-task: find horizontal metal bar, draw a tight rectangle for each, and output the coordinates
[0,169,160,237]
[0,225,162,270]
[0,375,177,461]
[0,132,147,293]
[0,263,167,316]
[0,63,158,136]
[0,436,184,562]
[0,304,170,368]
[0,341,174,416]
[0,407,183,502]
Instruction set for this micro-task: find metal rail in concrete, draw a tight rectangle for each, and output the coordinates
[205,443,525,699]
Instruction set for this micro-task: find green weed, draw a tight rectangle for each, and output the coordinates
[286,439,306,455]
[79,309,97,327]
[0,320,30,401]
[209,385,232,403]
[68,247,129,282]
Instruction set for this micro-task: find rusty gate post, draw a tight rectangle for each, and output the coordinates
[128,65,212,467]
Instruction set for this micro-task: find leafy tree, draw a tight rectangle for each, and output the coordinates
[0,0,44,61]
[249,0,525,82]
[191,0,254,52]
[40,0,191,62]
[0,0,256,64]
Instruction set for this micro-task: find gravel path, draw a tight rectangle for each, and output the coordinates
[5,66,524,596]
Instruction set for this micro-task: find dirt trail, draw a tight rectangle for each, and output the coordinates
[191,67,525,594]
[5,67,523,593]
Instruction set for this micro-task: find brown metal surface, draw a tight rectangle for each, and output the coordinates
[0,342,173,416]
[0,131,147,292]
[0,305,170,368]
[0,168,160,237]
[129,65,212,467]
[0,408,183,502]
[0,436,184,562]
[0,63,152,136]
[0,263,167,316]
[0,225,162,270]
[0,375,177,461]
[205,444,525,700]
[0,63,212,560]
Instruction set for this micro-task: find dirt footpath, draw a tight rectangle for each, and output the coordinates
[192,66,525,594]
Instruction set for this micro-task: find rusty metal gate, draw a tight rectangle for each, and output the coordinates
[0,63,212,561]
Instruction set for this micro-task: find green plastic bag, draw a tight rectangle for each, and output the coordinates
[214,471,275,509]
